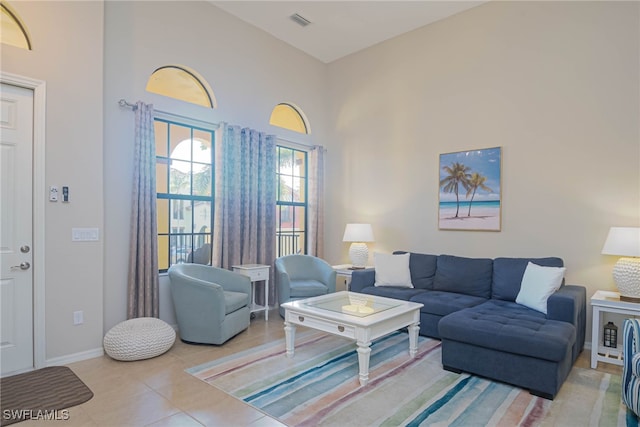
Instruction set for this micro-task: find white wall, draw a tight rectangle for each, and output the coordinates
[325,1,640,339]
[2,1,104,360]
[103,1,328,331]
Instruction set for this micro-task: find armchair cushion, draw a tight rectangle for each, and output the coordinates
[224,291,250,314]
[290,280,330,298]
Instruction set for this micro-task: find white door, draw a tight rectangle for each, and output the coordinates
[1,83,34,375]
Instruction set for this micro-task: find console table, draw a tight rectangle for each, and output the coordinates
[590,290,640,368]
[232,264,270,321]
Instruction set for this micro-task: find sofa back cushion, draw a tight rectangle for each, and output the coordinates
[393,251,437,290]
[433,255,493,298]
[492,257,564,301]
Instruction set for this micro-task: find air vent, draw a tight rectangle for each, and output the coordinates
[290,13,311,27]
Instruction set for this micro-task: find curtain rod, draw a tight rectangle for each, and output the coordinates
[276,137,325,152]
[118,98,324,151]
[118,98,219,130]
[118,99,137,110]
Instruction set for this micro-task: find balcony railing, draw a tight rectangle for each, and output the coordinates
[277,231,304,257]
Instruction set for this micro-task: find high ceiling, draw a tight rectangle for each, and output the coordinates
[212,1,488,63]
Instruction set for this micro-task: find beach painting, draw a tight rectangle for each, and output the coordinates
[439,147,501,231]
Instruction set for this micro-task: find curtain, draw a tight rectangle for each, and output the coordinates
[307,146,325,258]
[127,101,159,319]
[213,123,277,305]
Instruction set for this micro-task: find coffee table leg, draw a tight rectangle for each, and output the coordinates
[408,323,419,357]
[284,321,296,358]
[357,341,372,386]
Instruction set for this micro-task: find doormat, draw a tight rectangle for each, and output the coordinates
[1,366,93,426]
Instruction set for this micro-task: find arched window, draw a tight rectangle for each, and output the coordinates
[1,2,32,50]
[270,103,310,134]
[146,65,216,109]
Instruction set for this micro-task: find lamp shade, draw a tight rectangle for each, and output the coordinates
[342,224,374,243]
[602,227,640,257]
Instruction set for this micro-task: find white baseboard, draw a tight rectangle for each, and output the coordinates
[45,347,104,367]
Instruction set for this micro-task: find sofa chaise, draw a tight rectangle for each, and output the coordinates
[349,252,586,400]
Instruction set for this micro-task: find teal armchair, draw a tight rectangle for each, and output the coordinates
[275,255,337,317]
[168,263,250,345]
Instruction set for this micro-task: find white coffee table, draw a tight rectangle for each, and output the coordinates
[281,291,423,386]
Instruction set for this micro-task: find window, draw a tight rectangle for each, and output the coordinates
[1,2,31,50]
[146,65,216,109]
[276,146,308,257]
[155,119,214,271]
[270,103,310,134]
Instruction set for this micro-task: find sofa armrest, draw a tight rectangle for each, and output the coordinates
[350,268,375,293]
[547,284,586,360]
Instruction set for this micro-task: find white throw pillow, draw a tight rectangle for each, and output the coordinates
[374,252,414,288]
[515,262,566,314]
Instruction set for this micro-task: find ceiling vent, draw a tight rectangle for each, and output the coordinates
[290,13,311,27]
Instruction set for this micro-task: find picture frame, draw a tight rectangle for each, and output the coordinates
[439,147,502,231]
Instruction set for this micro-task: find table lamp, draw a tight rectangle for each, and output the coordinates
[602,227,640,301]
[343,224,374,269]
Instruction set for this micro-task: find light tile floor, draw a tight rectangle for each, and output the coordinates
[19,310,622,426]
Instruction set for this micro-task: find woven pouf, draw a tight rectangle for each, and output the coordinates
[103,317,176,361]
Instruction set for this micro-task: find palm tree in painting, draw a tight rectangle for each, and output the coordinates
[439,162,471,218]
[466,172,493,217]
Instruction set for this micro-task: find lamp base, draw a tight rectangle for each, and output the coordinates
[620,295,640,303]
[614,257,640,301]
[349,242,369,269]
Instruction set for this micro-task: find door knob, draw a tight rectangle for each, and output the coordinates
[11,262,30,271]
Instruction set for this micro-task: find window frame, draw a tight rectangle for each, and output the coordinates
[276,145,309,257]
[146,65,217,109]
[269,103,310,134]
[155,116,216,273]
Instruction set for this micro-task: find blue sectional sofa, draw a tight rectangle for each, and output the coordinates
[349,252,586,400]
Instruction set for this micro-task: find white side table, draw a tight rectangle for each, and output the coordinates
[332,264,373,291]
[590,290,640,368]
[232,264,270,321]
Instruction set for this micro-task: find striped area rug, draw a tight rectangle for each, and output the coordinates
[187,330,632,427]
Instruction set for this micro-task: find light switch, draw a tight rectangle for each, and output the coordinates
[72,228,99,241]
